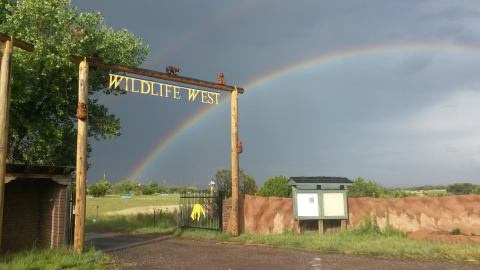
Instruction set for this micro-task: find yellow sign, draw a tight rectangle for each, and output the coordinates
[108,74,220,105]
[190,203,206,221]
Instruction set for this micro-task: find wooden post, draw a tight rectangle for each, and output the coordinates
[229,87,239,236]
[74,59,88,253]
[0,39,13,250]
[318,220,324,235]
[341,219,347,230]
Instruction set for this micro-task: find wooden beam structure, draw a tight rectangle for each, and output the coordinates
[229,87,240,236]
[0,33,33,251]
[0,39,13,251]
[72,56,245,249]
[73,60,89,253]
[0,33,34,52]
[71,56,244,94]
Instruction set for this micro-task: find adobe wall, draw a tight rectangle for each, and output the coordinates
[223,194,480,235]
[349,195,480,235]
[223,195,299,234]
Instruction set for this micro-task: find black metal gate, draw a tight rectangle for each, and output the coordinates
[179,191,223,231]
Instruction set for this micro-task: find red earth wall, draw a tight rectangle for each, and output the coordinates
[349,195,480,235]
[224,194,480,235]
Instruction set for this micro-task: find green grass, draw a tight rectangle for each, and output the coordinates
[86,194,178,233]
[178,228,480,263]
[0,247,113,270]
[86,194,179,219]
[86,212,177,234]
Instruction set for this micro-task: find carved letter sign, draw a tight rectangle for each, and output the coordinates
[108,74,220,105]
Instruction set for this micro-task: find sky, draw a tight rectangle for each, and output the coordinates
[71,0,480,188]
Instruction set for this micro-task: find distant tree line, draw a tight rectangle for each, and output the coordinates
[446,183,480,195]
[88,170,480,198]
[87,179,198,197]
[347,178,480,198]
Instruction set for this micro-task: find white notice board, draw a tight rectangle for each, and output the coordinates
[323,192,345,217]
[296,193,319,217]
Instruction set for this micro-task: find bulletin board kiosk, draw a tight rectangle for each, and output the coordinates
[288,176,352,233]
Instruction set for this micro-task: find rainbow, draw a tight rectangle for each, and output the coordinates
[128,41,480,180]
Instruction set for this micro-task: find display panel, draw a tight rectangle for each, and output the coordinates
[323,192,345,217]
[296,193,319,217]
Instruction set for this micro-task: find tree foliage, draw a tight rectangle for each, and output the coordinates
[257,176,291,197]
[0,0,11,23]
[348,177,386,198]
[213,169,257,197]
[87,180,111,197]
[112,179,142,195]
[141,180,159,195]
[0,0,148,165]
[446,183,477,195]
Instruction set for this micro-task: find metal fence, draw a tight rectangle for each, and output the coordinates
[179,190,223,231]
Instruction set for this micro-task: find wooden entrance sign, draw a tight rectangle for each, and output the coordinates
[0,33,34,251]
[72,57,245,252]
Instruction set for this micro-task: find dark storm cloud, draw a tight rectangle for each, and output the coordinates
[71,0,480,187]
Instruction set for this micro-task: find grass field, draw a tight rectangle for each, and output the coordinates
[0,248,113,270]
[86,194,179,233]
[86,194,179,219]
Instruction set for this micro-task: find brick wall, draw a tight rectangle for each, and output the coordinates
[3,180,41,251]
[2,179,68,251]
[39,183,67,248]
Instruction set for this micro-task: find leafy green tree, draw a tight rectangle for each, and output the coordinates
[0,0,11,23]
[257,176,291,197]
[0,0,148,165]
[473,186,480,195]
[112,179,141,195]
[447,183,477,195]
[213,169,257,197]
[88,179,111,197]
[242,174,257,195]
[141,180,159,195]
[348,177,386,198]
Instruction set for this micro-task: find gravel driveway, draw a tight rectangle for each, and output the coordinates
[88,233,478,270]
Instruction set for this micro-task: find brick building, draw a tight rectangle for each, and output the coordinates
[2,164,74,252]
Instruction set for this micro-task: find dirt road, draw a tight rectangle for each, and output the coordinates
[88,233,478,270]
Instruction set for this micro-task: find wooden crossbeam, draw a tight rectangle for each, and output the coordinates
[0,32,34,52]
[71,56,244,94]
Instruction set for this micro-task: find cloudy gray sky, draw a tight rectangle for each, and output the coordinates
[72,0,480,188]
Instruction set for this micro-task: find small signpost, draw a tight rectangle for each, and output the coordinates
[72,57,245,252]
[288,177,352,234]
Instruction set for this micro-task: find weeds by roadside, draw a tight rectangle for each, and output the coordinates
[0,247,114,270]
[178,225,480,263]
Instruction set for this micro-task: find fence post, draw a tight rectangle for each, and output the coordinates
[218,191,223,232]
[153,209,156,227]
